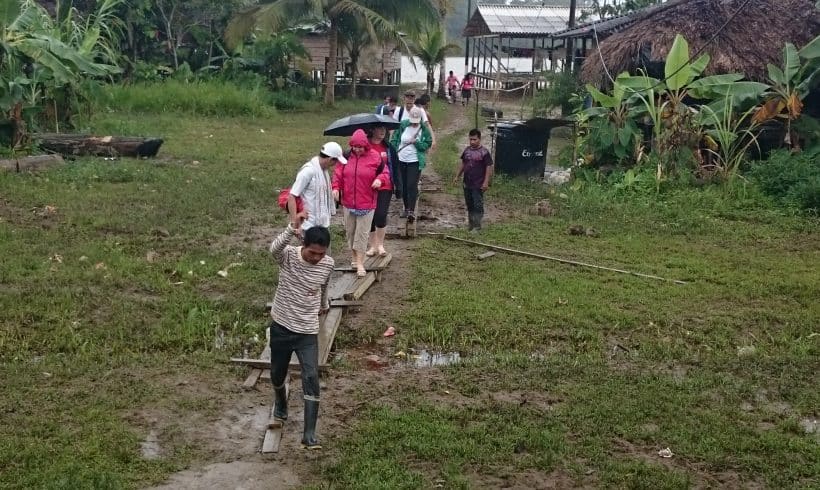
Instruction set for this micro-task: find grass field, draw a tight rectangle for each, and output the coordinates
[1,85,818,489]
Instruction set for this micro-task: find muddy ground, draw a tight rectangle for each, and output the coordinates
[143,100,518,489]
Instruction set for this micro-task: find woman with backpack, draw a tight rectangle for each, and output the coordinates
[389,107,433,223]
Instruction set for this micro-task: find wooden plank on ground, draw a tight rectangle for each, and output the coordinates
[329,300,364,307]
[328,273,357,300]
[260,369,271,383]
[261,373,288,454]
[286,306,342,369]
[242,369,262,389]
[345,273,376,301]
[318,307,344,365]
[477,251,497,260]
[333,265,387,272]
[233,358,275,369]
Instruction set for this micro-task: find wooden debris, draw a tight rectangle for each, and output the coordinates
[232,358,276,369]
[345,274,376,301]
[34,133,164,158]
[261,373,288,454]
[242,369,262,389]
[435,234,687,285]
[0,154,65,173]
[477,251,497,260]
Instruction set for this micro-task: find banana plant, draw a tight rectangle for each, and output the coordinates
[582,73,643,164]
[752,34,820,149]
[0,0,122,144]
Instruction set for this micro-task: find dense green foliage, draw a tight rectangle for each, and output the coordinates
[749,149,820,213]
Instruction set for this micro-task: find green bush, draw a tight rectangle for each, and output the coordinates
[101,79,277,117]
[749,149,820,213]
[533,71,581,116]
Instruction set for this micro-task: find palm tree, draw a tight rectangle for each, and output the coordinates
[337,15,373,99]
[432,0,455,100]
[225,0,439,105]
[409,27,459,96]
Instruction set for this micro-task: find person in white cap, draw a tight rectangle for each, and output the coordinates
[389,107,432,223]
[287,142,347,235]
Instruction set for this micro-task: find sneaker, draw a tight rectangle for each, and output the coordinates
[407,212,416,223]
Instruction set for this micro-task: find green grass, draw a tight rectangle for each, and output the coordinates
[324,115,820,487]
[2,83,819,488]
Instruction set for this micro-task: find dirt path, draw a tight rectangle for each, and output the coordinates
[145,101,505,489]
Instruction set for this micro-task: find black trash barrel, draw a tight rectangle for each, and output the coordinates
[490,118,573,177]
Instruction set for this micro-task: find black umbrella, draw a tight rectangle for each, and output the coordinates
[323,113,400,136]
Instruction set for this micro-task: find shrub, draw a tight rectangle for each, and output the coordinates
[533,71,581,117]
[748,149,820,213]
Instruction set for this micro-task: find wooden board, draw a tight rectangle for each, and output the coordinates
[333,265,387,272]
[0,154,65,173]
[261,373,288,454]
[477,251,497,260]
[242,369,262,389]
[328,273,357,300]
[287,307,343,369]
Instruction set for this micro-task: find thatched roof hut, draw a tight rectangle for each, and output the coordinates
[580,0,820,88]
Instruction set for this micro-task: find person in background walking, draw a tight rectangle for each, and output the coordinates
[287,142,346,237]
[393,89,427,123]
[376,96,397,116]
[452,128,493,232]
[415,94,434,130]
[332,129,389,277]
[461,73,475,106]
[390,107,432,223]
[445,70,460,103]
[365,124,399,257]
[268,223,334,450]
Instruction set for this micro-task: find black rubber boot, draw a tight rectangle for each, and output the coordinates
[468,212,479,231]
[273,384,288,422]
[301,399,322,449]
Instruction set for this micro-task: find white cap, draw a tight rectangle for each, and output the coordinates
[408,107,422,124]
[320,141,347,164]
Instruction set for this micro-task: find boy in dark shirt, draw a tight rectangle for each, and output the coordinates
[453,129,494,232]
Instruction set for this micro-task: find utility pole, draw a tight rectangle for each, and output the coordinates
[464,0,472,75]
[564,0,577,73]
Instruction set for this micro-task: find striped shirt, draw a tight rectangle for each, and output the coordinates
[269,225,334,334]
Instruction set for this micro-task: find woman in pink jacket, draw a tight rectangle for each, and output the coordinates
[332,129,390,277]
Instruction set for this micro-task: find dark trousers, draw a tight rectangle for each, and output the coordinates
[463,186,484,229]
[399,160,421,213]
[269,321,320,401]
[370,190,393,231]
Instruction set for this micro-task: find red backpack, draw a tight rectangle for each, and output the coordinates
[277,189,304,213]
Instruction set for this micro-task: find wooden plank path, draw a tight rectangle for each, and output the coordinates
[232,252,393,454]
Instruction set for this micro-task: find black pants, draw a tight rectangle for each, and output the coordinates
[370,190,393,231]
[463,186,484,229]
[399,160,421,213]
[269,321,320,401]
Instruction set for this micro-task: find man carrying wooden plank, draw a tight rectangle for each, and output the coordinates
[268,223,334,450]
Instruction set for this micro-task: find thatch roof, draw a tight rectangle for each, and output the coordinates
[581,0,820,88]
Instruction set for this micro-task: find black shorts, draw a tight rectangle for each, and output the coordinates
[461,88,472,99]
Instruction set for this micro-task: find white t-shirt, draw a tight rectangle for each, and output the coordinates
[393,105,429,123]
[397,126,421,162]
[289,157,335,230]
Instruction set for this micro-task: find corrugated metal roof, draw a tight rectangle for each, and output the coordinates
[464,4,575,37]
[551,0,686,39]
